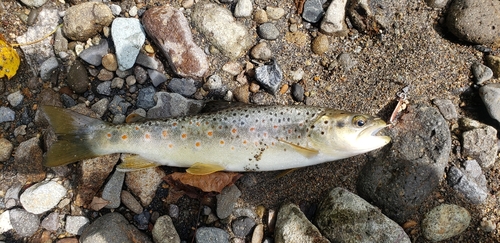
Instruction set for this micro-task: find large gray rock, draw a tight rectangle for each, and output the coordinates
[63,2,114,41]
[479,83,500,124]
[320,0,348,36]
[421,204,471,241]
[460,121,497,168]
[357,104,451,223]
[315,188,410,243]
[446,0,500,47]
[275,203,330,243]
[111,18,145,71]
[80,213,152,243]
[20,180,67,214]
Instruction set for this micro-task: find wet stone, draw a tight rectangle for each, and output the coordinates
[79,39,108,66]
[0,138,13,161]
[67,60,89,94]
[148,69,167,87]
[121,190,143,214]
[61,93,77,108]
[0,107,15,123]
[135,52,159,70]
[216,185,241,219]
[167,78,197,97]
[168,204,180,218]
[134,211,151,230]
[257,23,280,40]
[91,98,109,118]
[39,56,59,81]
[112,18,145,71]
[7,91,24,107]
[232,217,256,237]
[97,69,114,81]
[255,59,283,94]
[134,66,148,84]
[102,53,118,71]
[291,83,304,102]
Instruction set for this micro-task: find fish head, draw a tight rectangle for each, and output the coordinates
[308,110,391,158]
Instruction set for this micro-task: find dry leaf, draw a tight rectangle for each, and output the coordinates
[0,34,20,79]
[89,196,109,211]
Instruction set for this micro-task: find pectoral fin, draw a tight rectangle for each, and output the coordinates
[186,162,225,175]
[278,139,319,158]
[116,154,160,172]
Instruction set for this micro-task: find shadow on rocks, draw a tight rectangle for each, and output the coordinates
[357,104,451,223]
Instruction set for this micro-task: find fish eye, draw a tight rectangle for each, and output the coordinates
[352,116,366,127]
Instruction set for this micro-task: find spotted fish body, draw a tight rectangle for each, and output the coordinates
[42,105,390,174]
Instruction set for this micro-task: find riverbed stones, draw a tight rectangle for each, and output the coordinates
[111,18,145,71]
[63,2,114,41]
[421,204,471,241]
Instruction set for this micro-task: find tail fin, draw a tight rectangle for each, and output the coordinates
[41,106,106,167]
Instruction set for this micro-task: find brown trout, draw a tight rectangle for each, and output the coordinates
[41,105,390,175]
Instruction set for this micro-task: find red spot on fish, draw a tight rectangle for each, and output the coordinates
[231,146,235,150]
[288,129,293,134]
[135,126,139,130]
[195,141,201,147]
[219,125,223,130]
[162,130,168,138]
[189,121,193,125]
[273,125,278,129]
[272,142,275,146]
[207,131,213,137]
[254,141,259,146]
[144,133,151,140]
[106,133,112,138]
[299,123,303,127]
[231,128,237,134]
[250,127,256,132]
[220,140,225,145]
[263,132,268,138]
[121,134,128,140]
[172,122,177,127]
[181,133,187,139]
[243,140,247,145]
[168,144,174,148]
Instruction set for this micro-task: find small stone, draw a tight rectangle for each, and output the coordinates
[113,114,126,124]
[54,28,68,55]
[432,99,458,120]
[234,0,253,18]
[232,217,256,237]
[485,55,500,78]
[148,69,168,87]
[111,77,124,89]
[0,138,13,161]
[9,208,39,237]
[129,6,138,17]
[257,23,280,40]
[167,78,198,97]
[222,61,242,76]
[471,62,493,84]
[102,53,118,71]
[137,86,156,109]
[0,211,12,234]
[250,42,272,61]
[447,164,488,204]
[195,227,229,243]
[290,68,304,81]
[121,190,143,214]
[65,216,89,235]
[96,81,112,96]
[110,4,122,16]
[169,204,180,218]
[182,0,195,8]
[79,39,108,66]
[422,204,470,242]
[67,60,89,94]
[479,83,500,123]
[91,98,109,117]
[102,171,125,209]
[97,69,114,81]
[20,180,67,214]
[116,69,133,78]
[425,0,449,8]
[203,75,223,90]
[134,211,151,230]
[291,83,304,102]
[80,213,152,243]
[63,2,113,41]
[275,203,329,243]
[337,53,356,71]
[0,107,15,123]
[251,224,264,243]
[61,94,77,108]
[254,9,268,24]
[14,137,46,184]
[302,0,325,23]
[41,212,59,231]
[152,215,181,243]
[216,185,241,219]
[233,84,250,103]
[311,34,329,54]
[135,52,159,70]
[7,91,24,107]
[126,75,137,86]
[126,167,166,206]
[320,0,348,36]
[462,125,497,168]
[147,92,204,119]
[40,56,59,80]
[480,219,496,232]
[112,18,146,71]
[266,7,285,20]
[255,59,283,94]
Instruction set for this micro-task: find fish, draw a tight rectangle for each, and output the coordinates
[41,104,391,175]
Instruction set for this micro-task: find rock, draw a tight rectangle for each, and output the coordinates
[121,190,143,214]
[251,224,264,243]
[291,83,304,102]
[275,203,330,243]
[111,77,124,89]
[480,219,496,232]
[337,53,356,71]
[113,114,126,124]
[461,124,497,168]
[302,0,325,23]
[311,34,329,54]
[216,185,241,219]
[320,0,348,35]
[234,0,253,18]
[432,99,458,120]
[232,217,256,237]
[471,62,493,84]
[134,66,148,84]
[446,0,500,47]
[67,60,89,94]
[9,208,39,237]
[250,42,272,61]
[20,181,67,214]
[167,78,198,97]
[7,91,24,107]
[485,55,500,77]
[425,0,449,8]
[91,98,109,118]
[357,105,451,223]
[19,0,47,8]
[0,138,13,161]
[222,61,243,76]
[14,137,46,184]
[102,171,125,209]
[347,0,404,33]
[65,215,89,235]
[63,2,113,41]
[168,204,180,218]
[195,227,229,243]
[254,9,268,24]
[96,81,112,95]
[266,7,285,20]
[421,204,471,241]
[152,215,180,243]
[80,213,152,243]
[0,107,15,123]
[39,56,59,81]
[148,69,168,87]
[147,92,204,119]
[109,95,131,115]
[233,84,250,103]
[143,6,209,79]
[112,18,145,71]
[257,23,280,40]
[135,52,159,70]
[479,83,500,124]
[79,39,109,66]
[315,187,410,243]
[41,212,59,231]
[255,59,283,94]
[54,28,68,55]
[74,154,120,207]
[137,86,156,109]
[125,167,165,206]
[192,2,253,59]
[61,94,77,108]
[0,211,12,234]
[447,162,488,204]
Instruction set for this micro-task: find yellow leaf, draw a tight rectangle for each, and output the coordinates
[0,34,20,79]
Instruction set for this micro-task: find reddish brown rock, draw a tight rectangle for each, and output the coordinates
[142,6,209,79]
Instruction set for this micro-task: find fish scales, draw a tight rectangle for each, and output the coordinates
[42,105,391,174]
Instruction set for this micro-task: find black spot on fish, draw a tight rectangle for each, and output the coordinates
[337,121,345,128]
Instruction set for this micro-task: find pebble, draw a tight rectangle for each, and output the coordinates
[79,39,108,66]
[251,224,264,243]
[266,7,285,20]
[146,92,204,119]
[116,69,133,79]
[63,2,113,41]
[290,68,305,81]
[232,217,256,237]
[275,203,329,243]
[337,53,356,71]
[234,0,253,18]
[7,91,24,107]
[257,23,280,40]
[41,212,59,231]
[128,6,138,17]
[91,98,109,117]
[134,66,149,84]
[96,81,112,96]
[0,107,15,123]
[471,62,493,84]
[125,167,165,206]
[80,213,152,243]
[65,215,89,235]
[432,99,458,120]
[311,34,329,54]
[447,162,488,204]
[102,171,125,209]
[192,2,253,59]
[134,211,150,230]
[39,56,59,81]
[108,95,131,115]
[302,0,325,23]
[167,78,198,97]
[320,0,348,35]
[446,0,500,46]
[143,6,209,79]
[14,137,46,184]
[222,61,242,76]
[9,208,39,237]
[111,77,124,89]
[254,9,268,24]
[54,28,68,55]
[479,83,500,123]
[203,75,223,90]
[137,86,156,109]
[66,60,89,94]
[97,69,114,81]
[19,0,47,8]
[13,125,26,137]
[112,18,145,71]
[461,124,497,168]
[121,190,143,214]
[233,84,250,103]
[152,215,181,243]
[485,55,500,77]
[421,204,470,242]
[291,83,305,102]
[195,227,229,243]
[113,114,126,124]
[148,69,168,87]
[255,59,283,94]
[102,53,118,72]
[61,94,77,108]
[425,0,449,8]
[109,4,122,16]
[126,75,137,86]
[250,42,272,61]
[315,187,410,242]
[135,52,159,70]
[0,138,13,161]
[480,219,496,232]
[168,204,180,218]
[20,180,67,214]
[0,211,12,234]
[216,185,241,219]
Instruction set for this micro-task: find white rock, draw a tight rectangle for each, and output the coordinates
[20,181,67,214]
[320,0,348,35]
[7,91,24,107]
[234,0,253,17]
[65,215,90,235]
[111,18,146,71]
[0,211,12,234]
[479,83,500,123]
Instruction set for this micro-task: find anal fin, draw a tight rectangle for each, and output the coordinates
[186,162,225,175]
[116,154,160,172]
[278,139,319,158]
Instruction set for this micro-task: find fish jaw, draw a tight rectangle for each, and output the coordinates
[356,118,391,152]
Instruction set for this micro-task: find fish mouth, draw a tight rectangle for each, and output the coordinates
[359,118,391,144]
